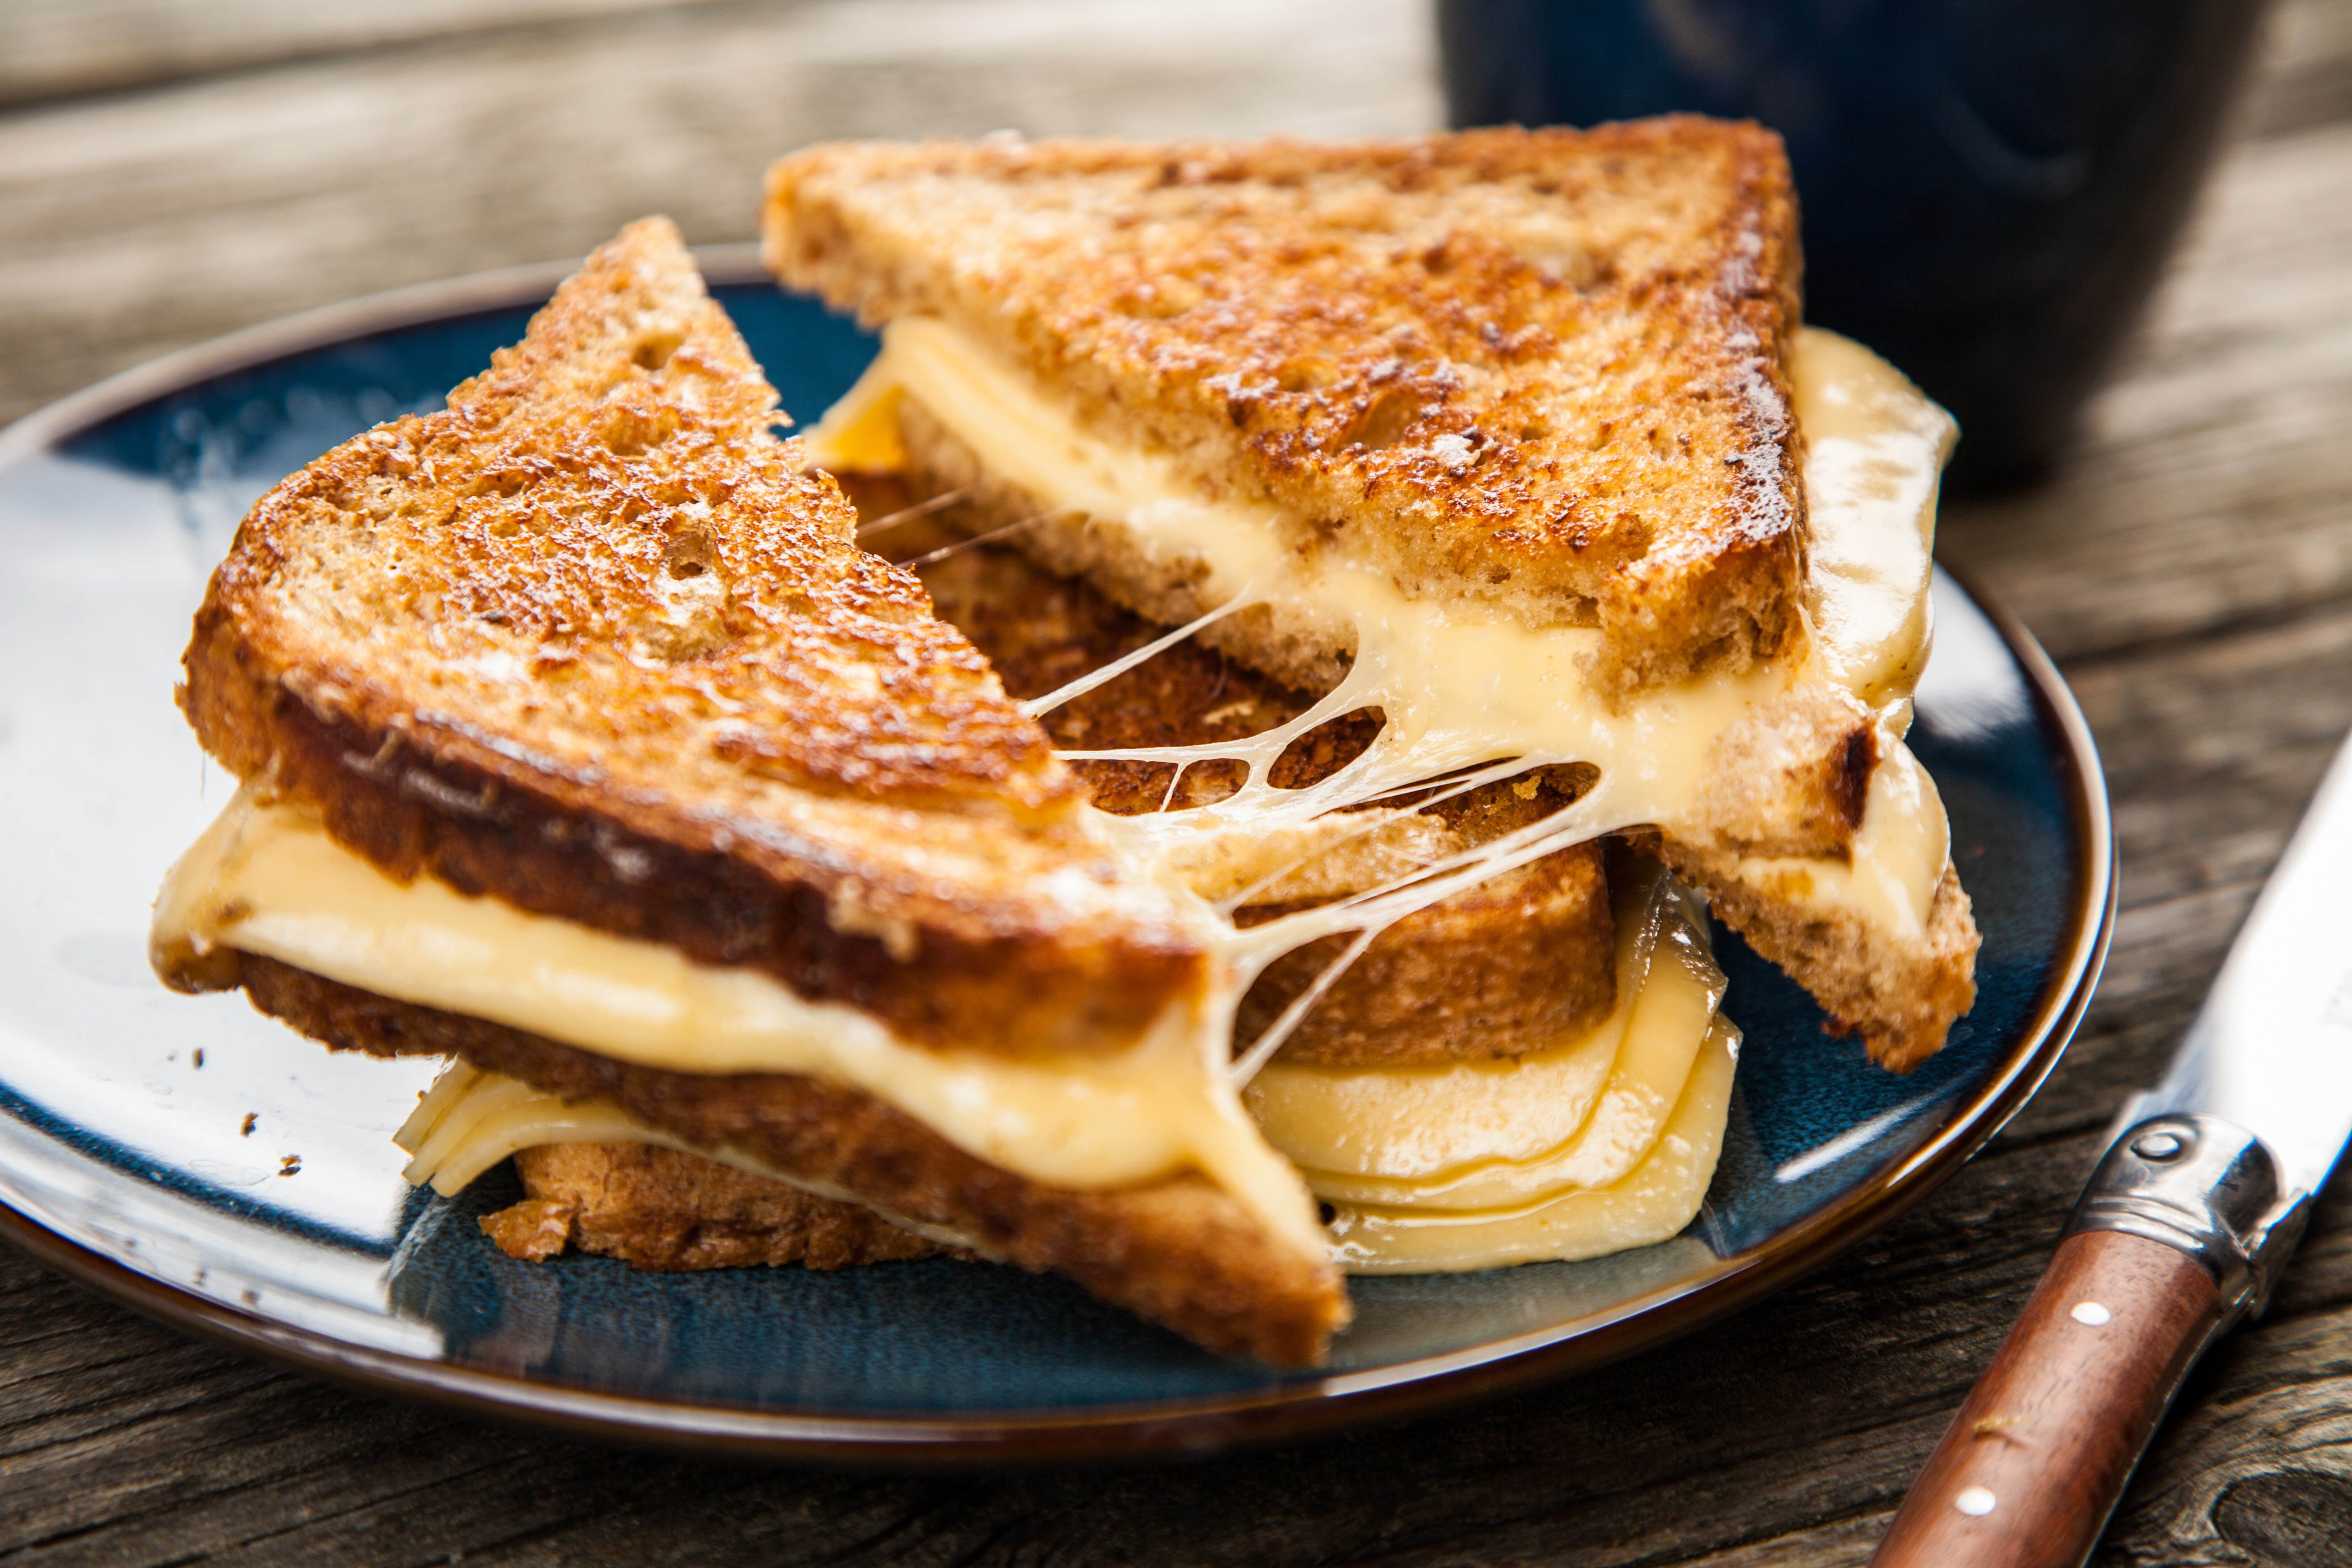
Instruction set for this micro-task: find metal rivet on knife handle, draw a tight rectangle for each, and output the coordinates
[1871,1230,2222,1568]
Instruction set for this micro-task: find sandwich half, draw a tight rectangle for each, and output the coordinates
[151,218,1349,1365]
[761,121,1980,1074]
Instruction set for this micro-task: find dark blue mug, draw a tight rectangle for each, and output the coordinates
[1440,0,2270,490]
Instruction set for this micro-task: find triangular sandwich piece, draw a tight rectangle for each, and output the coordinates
[153,218,1347,1364]
[762,124,1978,1069]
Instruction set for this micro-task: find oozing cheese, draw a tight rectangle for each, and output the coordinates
[794,320,1948,1271]
[379,861,1735,1276]
[1734,742,1950,941]
[152,316,1955,1287]
[1791,328,1957,714]
[810,316,1956,987]
[150,787,1325,1256]
[1250,864,1740,1272]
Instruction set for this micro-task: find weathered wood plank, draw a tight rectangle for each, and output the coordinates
[2098,1308,2352,1566]
[1,2,2350,1564]
[0,0,709,108]
[1679,1514,1891,1568]
[2259,0,2352,136]
[0,0,1436,428]
[1999,595,2352,1145]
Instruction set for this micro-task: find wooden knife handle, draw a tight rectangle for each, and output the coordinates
[1871,1229,2224,1568]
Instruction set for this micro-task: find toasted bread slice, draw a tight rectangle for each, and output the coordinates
[761,125,1975,1064]
[487,1142,953,1270]
[164,219,1347,1364]
[176,218,1201,1059]
[846,421,1971,1070]
[764,122,1806,697]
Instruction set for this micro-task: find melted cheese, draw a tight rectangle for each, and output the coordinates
[150,787,1324,1256]
[395,1060,992,1255]
[812,316,1955,979]
[151,317,1956,1288]
[1791,328,1956,714]
[384,864,1734,1277]
[1734,741,1950,940]
[1253,867,1729,1214]
[1325,1016,1737,1274]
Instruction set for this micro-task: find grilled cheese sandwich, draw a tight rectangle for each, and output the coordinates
[372,304,1960,1278]
[155,121,1982,1359]
[764,125,1976,1070]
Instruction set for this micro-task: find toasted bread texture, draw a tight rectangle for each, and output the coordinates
[1645,837,1979,1073]
[1641,679,1980,1069]
[243,958,1348,1366]
[176,217,1207,1060]
[486,1142,951,1270]
[170,222,1352,1365]
[765,121,1807,696]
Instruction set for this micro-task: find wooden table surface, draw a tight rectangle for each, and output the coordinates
[4,3,2351,1563]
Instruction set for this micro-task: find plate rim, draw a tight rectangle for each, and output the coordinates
[0,256,2116,1467]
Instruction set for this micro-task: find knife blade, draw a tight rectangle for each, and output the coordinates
[1874,730,2352,1568]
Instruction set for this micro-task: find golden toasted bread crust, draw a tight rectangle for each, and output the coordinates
[1236,848,1615,1066]
[486,1143,951,1270]
[1654,854,1980,1072]
[1679,683,1880,860]
[241,957,1349,1365]
[1638,682,1979,1065]
[179,219,1207,1058]
[766,121,1807,694]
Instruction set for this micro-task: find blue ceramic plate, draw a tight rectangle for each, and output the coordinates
[0,249,2111,1463]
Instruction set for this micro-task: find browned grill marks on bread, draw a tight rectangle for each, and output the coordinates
[764,119,1808,697]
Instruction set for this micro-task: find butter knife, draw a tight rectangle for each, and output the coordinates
[1874,730,2352,1568]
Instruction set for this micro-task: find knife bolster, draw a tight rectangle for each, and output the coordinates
[2067,1112,2302,1321]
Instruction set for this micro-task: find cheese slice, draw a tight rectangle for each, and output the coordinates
[149,786,1326,1257]
[1252,865,1729,1215]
